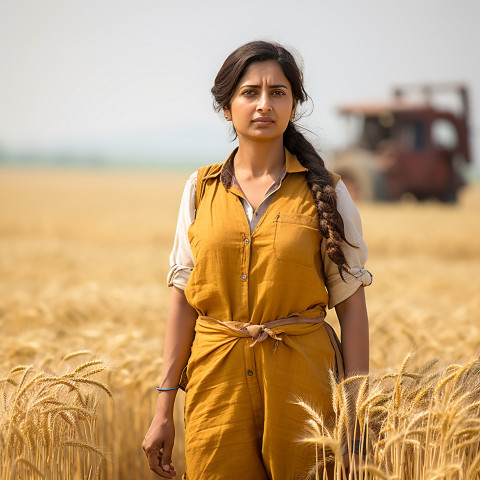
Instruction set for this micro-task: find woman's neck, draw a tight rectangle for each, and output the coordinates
[233,137,285,180]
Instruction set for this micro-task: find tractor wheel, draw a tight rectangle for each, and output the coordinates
[332,151,387,202]
[439,186,458,203]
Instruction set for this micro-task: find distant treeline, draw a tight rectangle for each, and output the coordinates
[0,147,201,170]
[1,145,480,180]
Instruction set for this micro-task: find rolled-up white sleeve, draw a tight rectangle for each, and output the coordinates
[322,179,373,309]
[166,171,197,290]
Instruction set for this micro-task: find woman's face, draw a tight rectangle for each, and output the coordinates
[224,60,297,143]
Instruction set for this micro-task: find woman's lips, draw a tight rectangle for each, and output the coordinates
[252,117,274,126]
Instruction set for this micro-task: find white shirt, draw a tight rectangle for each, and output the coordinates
[167,168,373,310]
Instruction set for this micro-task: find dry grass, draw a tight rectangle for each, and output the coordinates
[298,355,480,479]
[0,167,479,479]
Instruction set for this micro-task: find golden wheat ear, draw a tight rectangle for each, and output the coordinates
[1,355,112,478]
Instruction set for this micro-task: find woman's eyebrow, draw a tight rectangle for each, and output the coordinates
[241,84,288,89]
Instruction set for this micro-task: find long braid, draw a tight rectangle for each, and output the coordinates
[283,122,358,281]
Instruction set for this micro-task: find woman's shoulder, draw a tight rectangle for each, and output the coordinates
[334,177,349,197]
[184,161,224,194]
[327,171,355,211]
[334,178,355,208]
[333,178,365,236]
[197,162,225,183]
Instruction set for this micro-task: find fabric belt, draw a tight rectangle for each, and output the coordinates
[196,315,326,348]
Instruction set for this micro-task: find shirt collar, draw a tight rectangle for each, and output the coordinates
[204,146,308,189]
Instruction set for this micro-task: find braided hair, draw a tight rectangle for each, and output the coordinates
[211,40,358,280]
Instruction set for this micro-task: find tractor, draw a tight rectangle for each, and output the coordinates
[330,84,472,202]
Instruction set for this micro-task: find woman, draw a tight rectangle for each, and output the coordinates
[142,40,372,480]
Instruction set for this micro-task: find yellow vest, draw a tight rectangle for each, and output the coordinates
[184,147,341,325]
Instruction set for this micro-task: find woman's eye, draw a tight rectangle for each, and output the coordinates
[241,89,285,96]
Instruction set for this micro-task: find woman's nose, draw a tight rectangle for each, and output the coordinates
[256,91,272,112]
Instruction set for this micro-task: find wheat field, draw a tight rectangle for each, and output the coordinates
[1,167,479,479]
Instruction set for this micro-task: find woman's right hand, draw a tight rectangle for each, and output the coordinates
[142,414,177,478]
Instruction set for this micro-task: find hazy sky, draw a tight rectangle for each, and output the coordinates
[0,0,479,165]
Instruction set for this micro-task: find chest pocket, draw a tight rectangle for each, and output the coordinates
[273,212,321,266]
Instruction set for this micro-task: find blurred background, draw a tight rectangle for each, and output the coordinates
[1,1,479,479]
[0,0,479,175]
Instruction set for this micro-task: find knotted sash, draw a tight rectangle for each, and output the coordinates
[178,315,345,390]
[199,315,325,347]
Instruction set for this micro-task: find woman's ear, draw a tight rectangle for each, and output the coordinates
[223,106,231,121]
[291,100,298,121]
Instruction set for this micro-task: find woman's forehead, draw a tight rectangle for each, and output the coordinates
[238,60,290,87]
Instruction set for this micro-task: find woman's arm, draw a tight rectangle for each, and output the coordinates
[335,285,369,471]
[142,286,197,478]
[335,285,369,378]
[156,286,197,413]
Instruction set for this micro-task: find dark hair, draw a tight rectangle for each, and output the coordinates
[211,40,358,280]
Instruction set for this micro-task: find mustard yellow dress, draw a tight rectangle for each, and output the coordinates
[180,149,348,480]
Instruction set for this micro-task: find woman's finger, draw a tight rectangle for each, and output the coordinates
[147,450,176,478]
[161,437,175,473]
